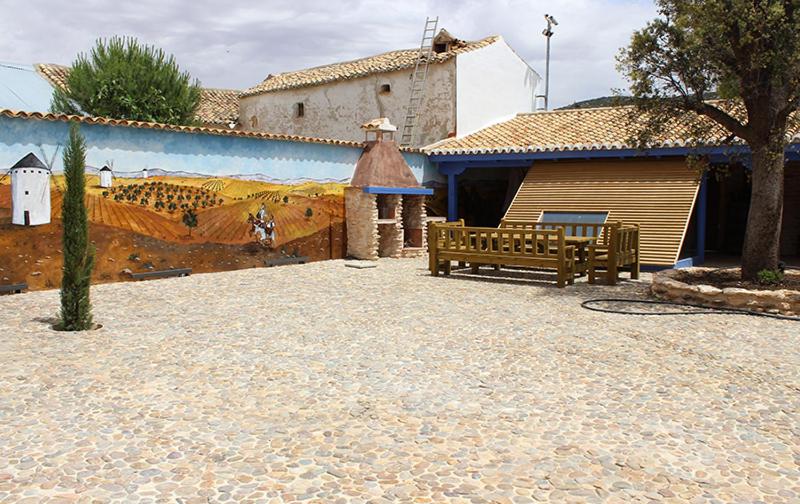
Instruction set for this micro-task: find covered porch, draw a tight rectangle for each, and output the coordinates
[430,146,800,269]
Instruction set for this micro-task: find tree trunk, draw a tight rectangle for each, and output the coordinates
[741,143,784,280]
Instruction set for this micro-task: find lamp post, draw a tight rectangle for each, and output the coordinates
[542,14,558,111]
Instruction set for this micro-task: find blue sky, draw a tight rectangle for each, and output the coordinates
[0,0,658,108]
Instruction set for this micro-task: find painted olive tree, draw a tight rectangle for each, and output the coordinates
[618,0,800,280]
[52,36,201,126]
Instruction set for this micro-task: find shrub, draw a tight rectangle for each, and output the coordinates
[757,269,784,285]
[305,207,313,218]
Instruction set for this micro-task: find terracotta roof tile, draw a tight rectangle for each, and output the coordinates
[423,103,788,155]
[241,35,500,97]
[196,88,239,125]
[35,63,240,126]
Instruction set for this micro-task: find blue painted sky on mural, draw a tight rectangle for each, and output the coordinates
[0,0,657,108]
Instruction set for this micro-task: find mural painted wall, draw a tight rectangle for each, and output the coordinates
[0,115,431,290]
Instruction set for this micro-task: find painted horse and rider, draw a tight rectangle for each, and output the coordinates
[248,203,276,247]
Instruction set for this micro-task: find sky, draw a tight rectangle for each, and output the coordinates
[0,0,658,109]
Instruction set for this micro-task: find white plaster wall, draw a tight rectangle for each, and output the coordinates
[239,61,456,147]
[455,37,540,137]
[11,168,51,226]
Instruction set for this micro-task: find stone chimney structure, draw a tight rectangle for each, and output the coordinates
[345,118,432,260]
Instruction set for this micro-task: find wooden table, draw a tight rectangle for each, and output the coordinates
[565,236,596,275]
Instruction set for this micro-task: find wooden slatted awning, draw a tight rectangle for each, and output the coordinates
[504,158,701,266]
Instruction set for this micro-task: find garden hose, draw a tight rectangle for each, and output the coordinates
[580,298,800,321]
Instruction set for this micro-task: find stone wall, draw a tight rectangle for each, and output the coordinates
[401,195,427,258]
[345,187,378,260]
[651,268,800,316]
[378,194,403,258]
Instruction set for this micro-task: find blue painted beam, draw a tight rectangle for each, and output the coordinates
[447,173,458,221]
[362,186,434,195]
[696,173,708,265]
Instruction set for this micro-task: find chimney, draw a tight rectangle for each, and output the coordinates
[361,117,397,143]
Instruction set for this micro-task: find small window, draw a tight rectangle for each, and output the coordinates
[539,211,609,237]
[295,102,305,118]
[433,43,448,53]
[25,190,29,195]
[379,84,391,95]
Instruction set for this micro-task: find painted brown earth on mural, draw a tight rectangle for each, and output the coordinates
[0,175,344,243]
[0,217,343,291]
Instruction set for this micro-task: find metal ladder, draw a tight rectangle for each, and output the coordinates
[400,17,438,147]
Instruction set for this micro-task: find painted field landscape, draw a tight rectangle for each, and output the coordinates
[0,170,346,290]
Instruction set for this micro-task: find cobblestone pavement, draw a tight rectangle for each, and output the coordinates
[0,259,798,503]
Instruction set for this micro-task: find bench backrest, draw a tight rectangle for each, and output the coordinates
[430,223,567,260]
[501,219,605,239]
[611,223,640,255]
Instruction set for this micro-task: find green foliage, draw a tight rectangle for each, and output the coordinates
[58,123,94,331]
[757,268,784,285]
[617,0,800,147]
[618,1,800,279]
[283,195,289,204]
[182,208,198,236]
[305,207,313,218]
[52,36,201,125]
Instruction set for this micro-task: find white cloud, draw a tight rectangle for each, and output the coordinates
[0,0,657,108]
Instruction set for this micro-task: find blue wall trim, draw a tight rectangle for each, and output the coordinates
[362,186,434,195]
[430,145,760,165]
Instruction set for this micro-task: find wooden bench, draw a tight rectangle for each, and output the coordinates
[428,222,576,287]
[130,268,192,281]
[0,283,28,295]
[265,256,308,267]
[588,223,640,285]
[500,220,607,275]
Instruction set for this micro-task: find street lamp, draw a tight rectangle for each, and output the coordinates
[542,14,558,111]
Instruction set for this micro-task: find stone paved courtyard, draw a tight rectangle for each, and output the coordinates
[0,258,798,503]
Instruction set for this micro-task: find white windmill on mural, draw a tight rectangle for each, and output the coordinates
[99,160,114,188]
[7,152,52,226]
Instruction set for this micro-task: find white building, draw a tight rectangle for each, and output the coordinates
[141,168,148,179]
[10,153,51,226]
[99,165,113,188]
[239,30,541,147]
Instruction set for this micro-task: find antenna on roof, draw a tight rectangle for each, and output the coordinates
[536,14,558,111]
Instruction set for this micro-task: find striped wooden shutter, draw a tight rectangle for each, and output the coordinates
[504,159,701,266]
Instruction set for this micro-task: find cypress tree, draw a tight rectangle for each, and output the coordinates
[58,123,95,331]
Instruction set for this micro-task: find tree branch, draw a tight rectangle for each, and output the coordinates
[693,102,751,142]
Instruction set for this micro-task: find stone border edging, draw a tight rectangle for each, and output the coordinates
[651,268,800,316]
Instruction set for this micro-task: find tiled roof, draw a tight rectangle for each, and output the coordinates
[0,108,364,148]
[422,104,796,155]
[196,88,239,126]
[35,63,240,126]
[241,35,500,97]
[35,63,69,88]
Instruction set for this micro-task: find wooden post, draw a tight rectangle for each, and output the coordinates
[607,222,620,285]
[556,227,566,288]
[428,222,439,276]
[631,223,641,280]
